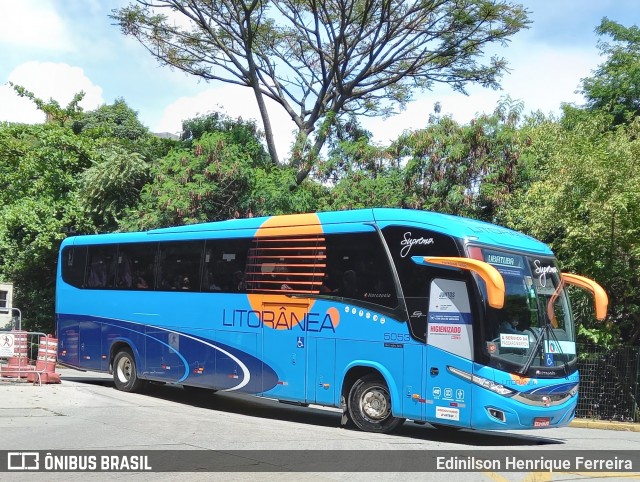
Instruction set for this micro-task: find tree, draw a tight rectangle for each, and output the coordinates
[112,0,529,184]
[0,94,162,332]
[9,83,85,126]
[72,98,149,140]
[504,112,640,346]
[580,18,640,125]
[79,146,150,231]
[73,99,171,232]
[393,98,526,220]
[0,122,96,332]
[320,136,405,210]
[121,113,323,230]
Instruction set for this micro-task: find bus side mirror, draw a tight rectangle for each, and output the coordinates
[561,273,608,321]
[411,256,506,309]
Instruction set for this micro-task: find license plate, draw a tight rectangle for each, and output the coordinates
[533,417,550,428]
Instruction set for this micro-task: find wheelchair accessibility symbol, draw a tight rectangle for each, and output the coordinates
[545,353,554,366]
[297,337,305,348]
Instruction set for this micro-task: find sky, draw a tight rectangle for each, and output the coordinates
[0,0,638,160]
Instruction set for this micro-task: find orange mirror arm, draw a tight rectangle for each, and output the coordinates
[561,273,608,321]
[421,257,506,309]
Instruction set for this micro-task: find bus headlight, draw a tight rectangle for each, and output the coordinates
[569,383,579,397]
[448,366,516,397]
[471,374,516,396]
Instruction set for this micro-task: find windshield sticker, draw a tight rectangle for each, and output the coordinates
[545,353,555,366]
[545,340,576,355]
[500,333,530,349]
[428,279,471,318]
[495,267,524,278]
[400,232,434,258]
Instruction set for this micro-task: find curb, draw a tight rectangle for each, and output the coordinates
[570,419,640,432]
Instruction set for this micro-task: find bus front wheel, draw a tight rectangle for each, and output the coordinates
[113,349,147,393]
[347,374,405,433]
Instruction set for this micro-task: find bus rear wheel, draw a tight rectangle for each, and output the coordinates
[113,349,147,393]
[347,374,405,433]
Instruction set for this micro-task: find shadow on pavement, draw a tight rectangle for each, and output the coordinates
[67,375,564,447]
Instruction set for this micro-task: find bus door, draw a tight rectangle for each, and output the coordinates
[425,278,474,428]
[261,295,309,402]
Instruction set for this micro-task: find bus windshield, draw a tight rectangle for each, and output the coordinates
[479,248,576,375]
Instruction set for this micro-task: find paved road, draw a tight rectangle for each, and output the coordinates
[2,368,640,481]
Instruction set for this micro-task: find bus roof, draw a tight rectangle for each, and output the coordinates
[62,208,552,255]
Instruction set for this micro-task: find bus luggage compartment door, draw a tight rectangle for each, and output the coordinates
[261,297,310,402]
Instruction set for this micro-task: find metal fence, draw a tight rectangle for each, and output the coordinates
[577,344,640,422]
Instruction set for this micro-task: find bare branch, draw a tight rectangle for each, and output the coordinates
[113,0,530,182]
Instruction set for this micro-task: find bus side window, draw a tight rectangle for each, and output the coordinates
[202,238,251,293]
[117,243,157,291]
[158,241,204,292]
[61,246,87,288]
[324,232,397,309]
[86,245,117,289]
[245,235,326,295]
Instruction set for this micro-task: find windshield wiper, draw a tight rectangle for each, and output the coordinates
[518,324,548,375]
[518,323,569,376]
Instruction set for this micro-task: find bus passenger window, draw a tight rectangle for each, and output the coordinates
[324,232,397,309]
[85,245,117,289]
[61,246,87,288]
[202,239,251,293]
[340,270,358,298]
[117,243,157,291]
[158,241,203,292]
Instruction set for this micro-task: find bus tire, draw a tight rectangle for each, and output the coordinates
[113,349,147,393]
[347,374,405,433]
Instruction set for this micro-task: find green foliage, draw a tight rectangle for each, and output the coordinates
[79,147,150,231]
[504,112,640,345]
[0,95,156,332]
[581,18,640,125]
[121,114,322,230]
[317,129,405,210]
[72,98,148,140]
[0,122,96,331]
[393,99,526,220]
[9,83,85,126]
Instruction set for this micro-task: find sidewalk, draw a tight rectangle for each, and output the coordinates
[570,418,640,432]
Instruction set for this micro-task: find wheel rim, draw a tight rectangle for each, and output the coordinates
[116,356,132,384]
[360,385,390,421]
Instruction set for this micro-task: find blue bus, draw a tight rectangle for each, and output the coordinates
[56,209,607,433]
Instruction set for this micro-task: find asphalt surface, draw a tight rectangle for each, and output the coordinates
[34,366,640,432]
[2,366,640,481]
